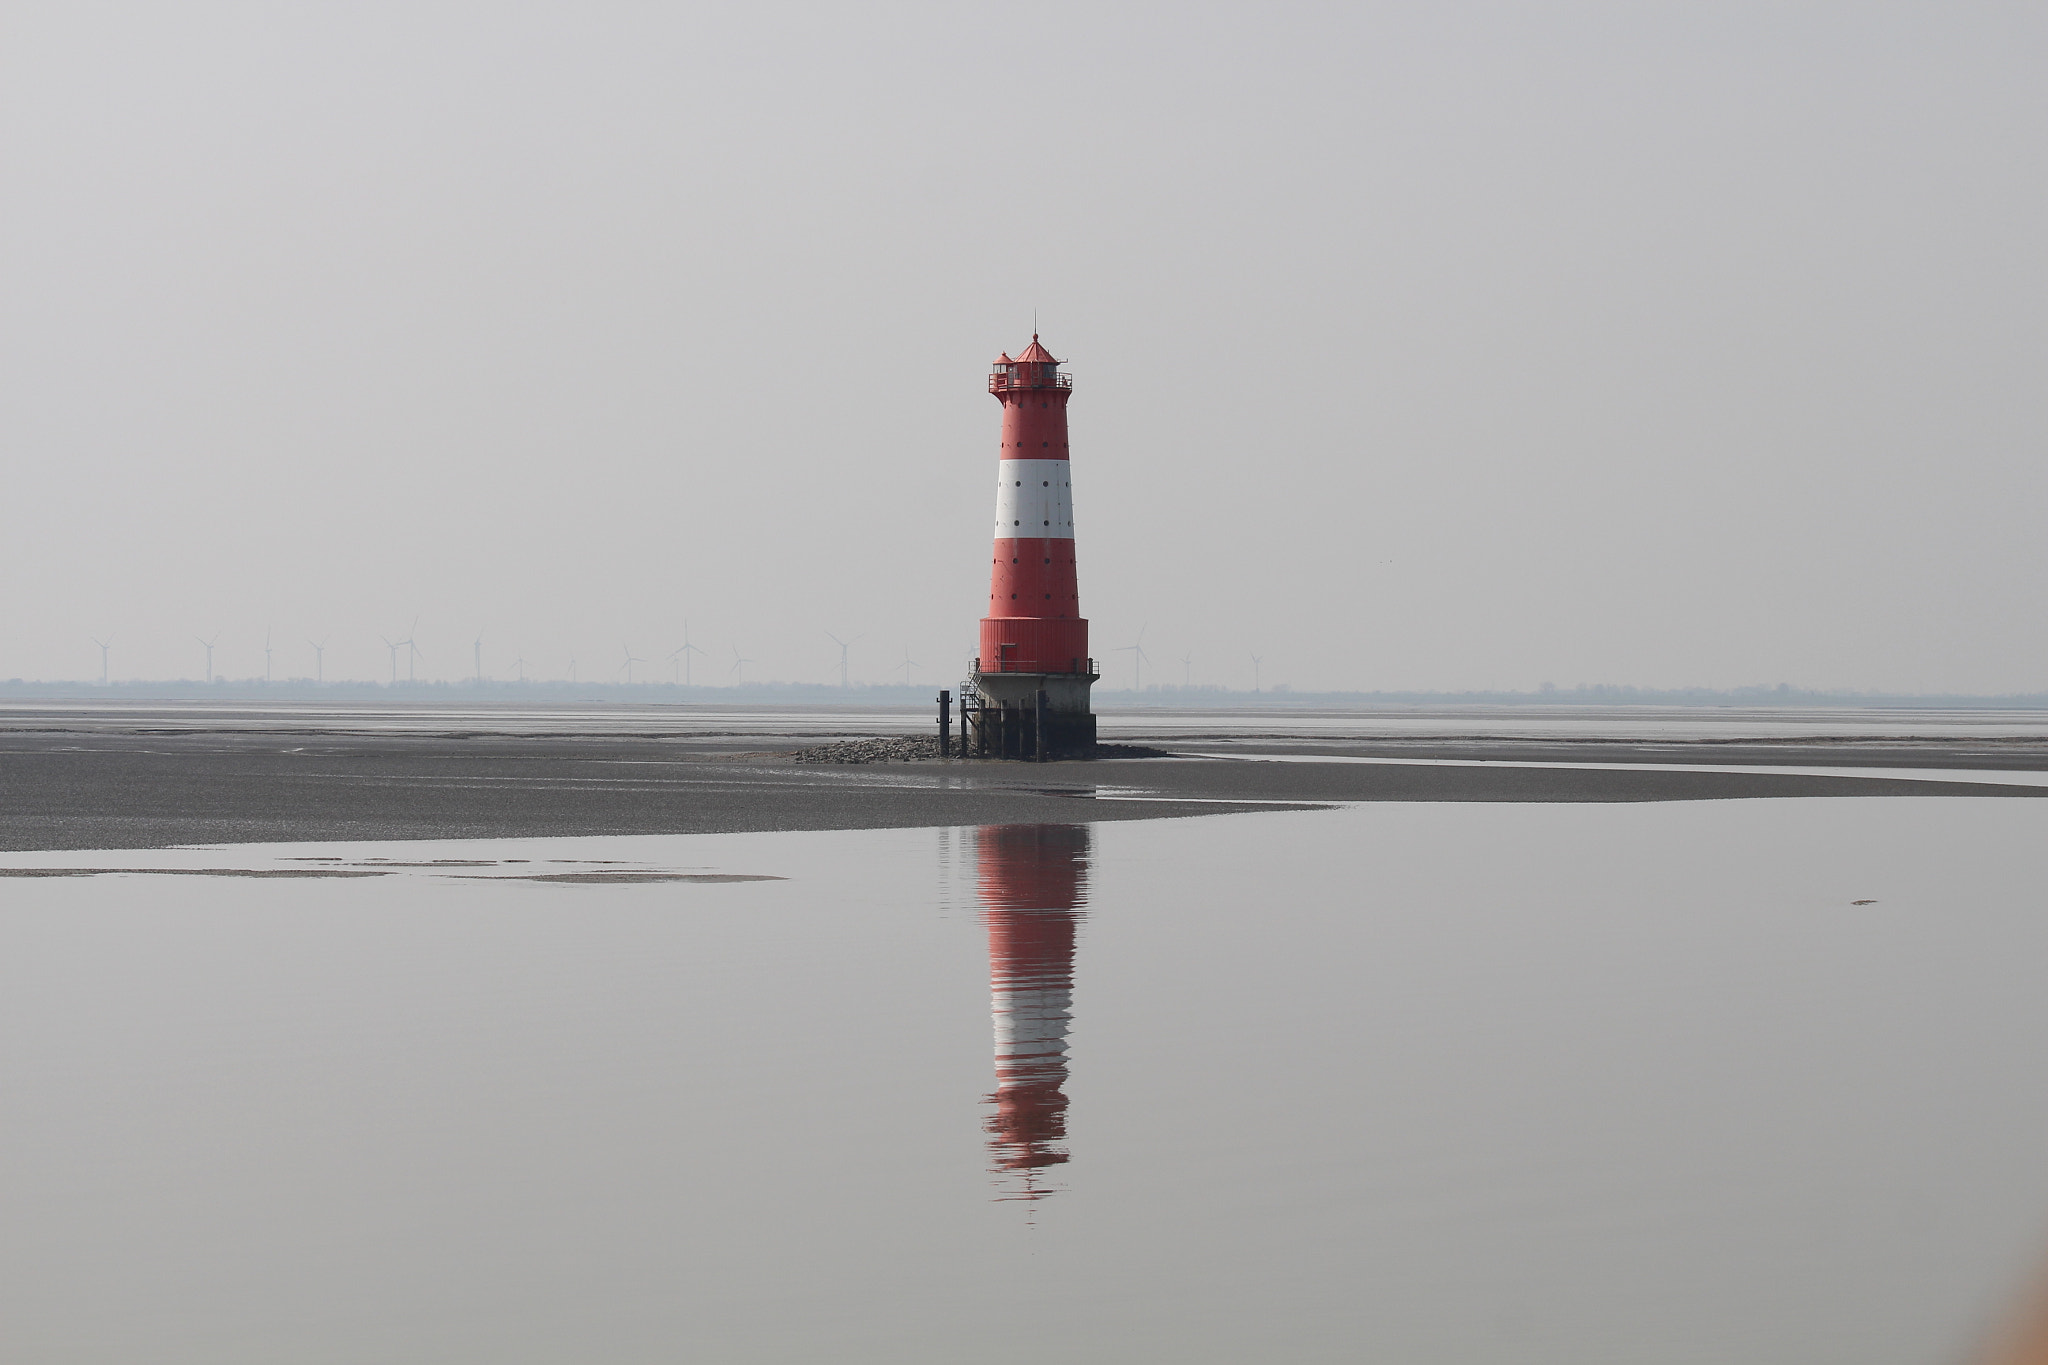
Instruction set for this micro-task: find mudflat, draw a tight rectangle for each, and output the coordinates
[2,709,2044,851]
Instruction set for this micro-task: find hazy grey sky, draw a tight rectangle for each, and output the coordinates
[3,2,2042,692]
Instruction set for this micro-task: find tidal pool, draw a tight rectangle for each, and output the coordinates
[4,798,2046,1363]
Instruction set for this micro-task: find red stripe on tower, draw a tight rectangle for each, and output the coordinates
[968,335,1098,756]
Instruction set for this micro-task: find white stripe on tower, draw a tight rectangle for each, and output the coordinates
[992,985,1074,1063]
[992,459,1076,539]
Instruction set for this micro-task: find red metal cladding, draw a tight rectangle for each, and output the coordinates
[980,335,1089,673]
[978,823,1090,1198]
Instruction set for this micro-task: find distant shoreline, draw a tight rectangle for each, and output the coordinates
[1,680,2046,710]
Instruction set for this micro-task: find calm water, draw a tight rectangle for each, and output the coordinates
[6,799,2048,1362]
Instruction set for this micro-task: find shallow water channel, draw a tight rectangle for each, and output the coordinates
[4,798,2047,1362]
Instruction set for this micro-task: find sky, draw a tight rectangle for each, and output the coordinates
[2,1,2043,693]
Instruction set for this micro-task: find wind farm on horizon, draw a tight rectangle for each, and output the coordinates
[12,633,2035,710]
[30,615,1267,696]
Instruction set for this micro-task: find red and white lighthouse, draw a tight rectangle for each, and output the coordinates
[968,334,1097,756]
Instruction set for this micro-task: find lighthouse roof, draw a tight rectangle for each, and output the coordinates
[1014,335,1059,364]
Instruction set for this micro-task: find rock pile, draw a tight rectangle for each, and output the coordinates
[791,736,946,764]
[788,736,1173,764]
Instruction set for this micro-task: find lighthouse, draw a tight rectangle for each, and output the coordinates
[978,823,1090,1200]
[967,335,1097,758]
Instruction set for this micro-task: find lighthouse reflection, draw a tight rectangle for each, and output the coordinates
[976,823,1091,1202]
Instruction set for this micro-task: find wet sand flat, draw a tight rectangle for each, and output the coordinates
[1,711,2045,851]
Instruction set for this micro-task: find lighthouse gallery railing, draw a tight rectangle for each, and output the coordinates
[988,371,1073,394]
[972,656,1097,676]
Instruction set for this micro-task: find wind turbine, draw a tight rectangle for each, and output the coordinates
[667,621,707,687]
[729,646,753,687]
[666,641,704,685]
[473,635,485,686]
[510,650,528,683]
[621,642,646,684]
[308,637,327,683]
[1251,653,1263,693]
[825,630,863,688]
[1180,650,1194,688]
[899,646,919,686]
[263,626,273,684]
[91,636,111,686]
[378,636,400,686]
[196,634,218,684]
[1111,625,1149,693]
[394,617,421,684]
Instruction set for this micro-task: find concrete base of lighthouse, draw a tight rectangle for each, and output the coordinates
[966,670,1097,759]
